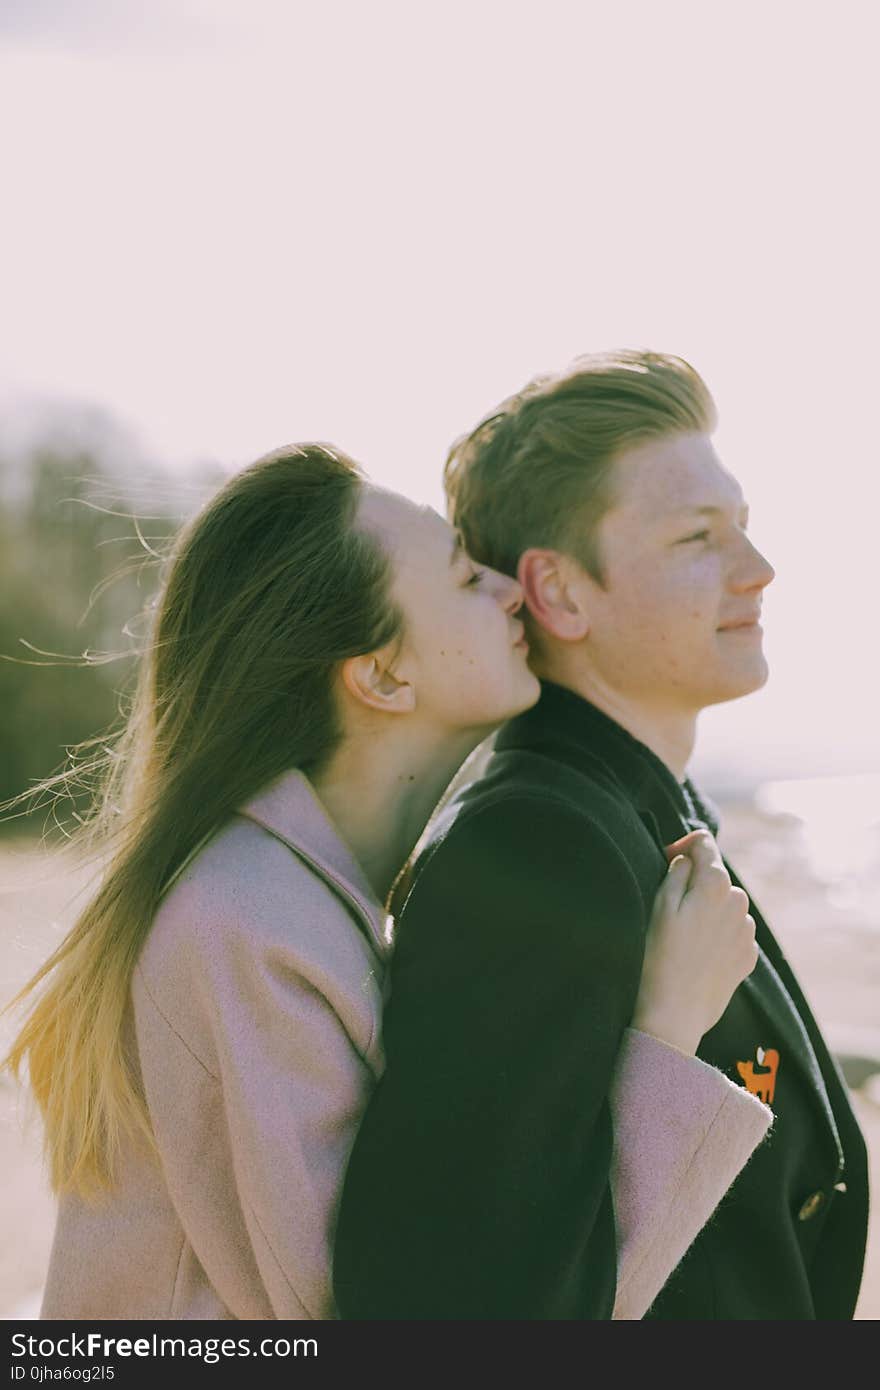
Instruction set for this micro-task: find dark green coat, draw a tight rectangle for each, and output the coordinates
[333,682,868,1319]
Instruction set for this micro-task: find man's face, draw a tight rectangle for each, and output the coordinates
[575,431,775,715]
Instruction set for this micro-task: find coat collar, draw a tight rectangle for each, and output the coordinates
[239,767,393,960]
[496,680,720,848]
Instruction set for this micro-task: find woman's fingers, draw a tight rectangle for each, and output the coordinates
[636,826,756,1052]
[658,853,692,911]
[661,836,726,917]
[664,828,715,862]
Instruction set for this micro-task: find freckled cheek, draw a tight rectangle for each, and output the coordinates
[613,592,715,666]
[656,573,718,628]
[440,633,485,673]
[616,583,697,636]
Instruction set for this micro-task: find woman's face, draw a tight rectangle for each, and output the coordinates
[358,486,541,734]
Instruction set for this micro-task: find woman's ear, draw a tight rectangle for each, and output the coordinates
[341,650,416,715]
[517,548,590,641]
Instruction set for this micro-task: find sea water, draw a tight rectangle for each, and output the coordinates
[755,774,880,927]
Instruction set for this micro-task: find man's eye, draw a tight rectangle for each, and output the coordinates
[679,530,711,544]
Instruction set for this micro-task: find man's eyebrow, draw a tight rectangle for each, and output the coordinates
[670,502,750,518]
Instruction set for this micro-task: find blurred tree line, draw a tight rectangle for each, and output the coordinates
[0,404,226,835]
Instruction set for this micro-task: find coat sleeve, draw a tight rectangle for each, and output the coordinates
[609,1028,773,1320]
[133,885,377,1320]
[333,795,649,1319]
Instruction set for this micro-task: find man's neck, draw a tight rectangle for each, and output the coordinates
[543,674,698,782]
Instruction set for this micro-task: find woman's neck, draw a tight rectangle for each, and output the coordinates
[310,725,485,904]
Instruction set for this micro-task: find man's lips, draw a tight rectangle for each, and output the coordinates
[718,617,763,631]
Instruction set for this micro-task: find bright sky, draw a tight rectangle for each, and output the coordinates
[1,1,877,787]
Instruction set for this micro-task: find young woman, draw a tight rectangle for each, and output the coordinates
[5,444,769,1320]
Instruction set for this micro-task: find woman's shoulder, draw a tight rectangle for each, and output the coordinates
[132,812,387,1074]
[140,812,380,992]
[171,811,346,912]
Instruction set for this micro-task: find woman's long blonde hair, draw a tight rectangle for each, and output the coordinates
[3,444,402,1197]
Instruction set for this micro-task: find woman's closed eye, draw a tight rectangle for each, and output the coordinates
[465,567,485,586]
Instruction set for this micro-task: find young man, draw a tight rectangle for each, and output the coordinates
[336,352,869,1319]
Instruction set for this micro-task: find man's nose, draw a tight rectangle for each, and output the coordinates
[732,536,775,592]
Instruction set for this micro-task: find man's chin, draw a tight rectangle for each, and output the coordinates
[745,651,770,692]
[703,659,770,707]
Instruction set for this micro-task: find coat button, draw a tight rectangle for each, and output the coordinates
[798,1191,826,1222]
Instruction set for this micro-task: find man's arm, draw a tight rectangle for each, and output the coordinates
[334,794,647,1319]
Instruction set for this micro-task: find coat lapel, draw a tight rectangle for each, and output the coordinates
[723,863,845,1173]
[641,779,844,1171]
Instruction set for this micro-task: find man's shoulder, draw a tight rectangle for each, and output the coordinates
[390,747,658,951]
[432,746,637,851]
[463,745,625,814]
[396,747,654,909]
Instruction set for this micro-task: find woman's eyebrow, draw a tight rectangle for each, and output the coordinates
[449,530,465,565]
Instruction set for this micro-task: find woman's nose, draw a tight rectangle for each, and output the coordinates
[496,569,525,614]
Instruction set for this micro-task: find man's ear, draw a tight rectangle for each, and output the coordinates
[517,548,590,641]
[340,649,416,715]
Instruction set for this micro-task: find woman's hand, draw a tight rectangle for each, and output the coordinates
[630,829,759,1056]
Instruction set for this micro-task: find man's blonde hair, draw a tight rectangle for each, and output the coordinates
[444,350,717,583]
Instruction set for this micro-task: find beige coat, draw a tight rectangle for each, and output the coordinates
[40,768,771,1321]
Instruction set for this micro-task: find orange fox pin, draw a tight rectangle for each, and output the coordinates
[736,1045,780,1105]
